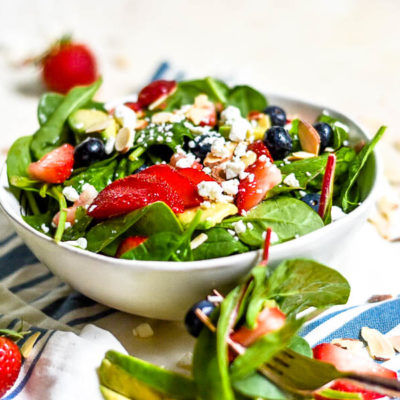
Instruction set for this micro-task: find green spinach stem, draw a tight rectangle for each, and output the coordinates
[52,188,67,243]
[25,191,40,215]
[205,77,227,104]
[129,146,145,161]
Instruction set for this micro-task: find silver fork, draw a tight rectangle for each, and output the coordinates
[258,348,400,398]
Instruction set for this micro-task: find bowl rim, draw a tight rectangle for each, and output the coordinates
[0,92,382,272]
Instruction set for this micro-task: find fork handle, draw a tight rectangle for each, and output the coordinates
[345,373,400,398]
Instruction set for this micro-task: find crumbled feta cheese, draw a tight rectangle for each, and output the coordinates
[211,137,229,158]
[41,224,49,233]
[221,179,240,196]
[200,201,211,209]
[234,141,248,157]
[305,171,312,177]
[203,167,212,175]
[114,104,137,129]
[239,171,249,180]
[283,173,300,187]
[105,136,115,155]
[299,190,307,197]
[233,220,247,235]
[133,323,154,338]
[227,229,236,236]
[64,222,72,229]
[177,352,193,370]
[270,231,279,243]
[248,173,255,183]
[247,222,254,230]
[220,106,242,123]
[197,181,224,202]
[229,119,251,142]
[62,186,79,202]
[190,233,208,250]
[225,160,246,179]
[188,140,196,148]
[331,205,346,221]
[62,237,87,249]
[176,153,196,168]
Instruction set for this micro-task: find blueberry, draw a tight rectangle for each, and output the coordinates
[184,300,216,337]
[190,132,222,161]
[264,105,287,127]
[74,138,106,167]
[300,193,321,212]
[134,163,148,173]
[313,122,333,152]
[263,126,292,160]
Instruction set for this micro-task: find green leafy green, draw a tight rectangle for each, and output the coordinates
[23,211,53,236]
[317,111,350,150]
[226,85,267,116]
[220,197,324,246]
[6,136,33,182]
[31,78,102,159]
[340,126,386,212]
[86,202,183,253]
[62,207,93,241]
[192,228,248,260]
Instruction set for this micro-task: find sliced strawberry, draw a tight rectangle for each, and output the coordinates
[124,101,142,112]
[313,343,397,379]
[116,236,147,258]
[177,168,216,186]
[138,80,177,107]
[28,144,74,183]
[87,174,184,219]
[169,154,200,170]
[199,106,217,127]
[236,159,282,214]
[248,140,274,162]
[316,380,385,400]
[139,164,202,208]
[247,110,263,120]
[231,306,286,347]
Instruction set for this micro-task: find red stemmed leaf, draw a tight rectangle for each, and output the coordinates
[318,153,336,220]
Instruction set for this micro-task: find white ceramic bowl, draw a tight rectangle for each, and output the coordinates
[0,94,380,320]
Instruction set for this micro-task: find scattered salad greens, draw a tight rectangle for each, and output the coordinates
[5,76,384,261]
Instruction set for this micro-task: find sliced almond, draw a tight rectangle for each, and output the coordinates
[21,331,41,358]
[151,112,175,124]
[368,294,393,303]
[361,327,395,361]
[190,233,208,250]
[211,164,227,182]
[115,127,135,153]
[394,140,400,152]
[377,194,400,221]
[389,336,400,352]
[135,119,148,130]
[298,119,320,155]
[287,151,317,161]
[331,338,364,354]
[85,118,112,133]
[240,150,257,168]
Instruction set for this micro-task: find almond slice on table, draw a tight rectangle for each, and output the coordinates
[21,331,41,358]
[298,119,320,155]
[361,327,395,361]
[115,127,135,153]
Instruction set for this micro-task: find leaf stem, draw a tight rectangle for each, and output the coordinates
[52,187,67,243]
[25,191,40,215]
[129,146,145,161]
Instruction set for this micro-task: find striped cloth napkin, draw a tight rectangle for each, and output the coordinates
[1,62,400,399]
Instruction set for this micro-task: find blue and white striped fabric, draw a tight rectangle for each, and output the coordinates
[1,62,399,399]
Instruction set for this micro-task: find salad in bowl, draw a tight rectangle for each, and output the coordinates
[5,77,384,262]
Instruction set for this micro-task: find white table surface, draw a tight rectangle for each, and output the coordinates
[1,0,400,369]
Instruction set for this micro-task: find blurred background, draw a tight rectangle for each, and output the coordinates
[1,0,399,180]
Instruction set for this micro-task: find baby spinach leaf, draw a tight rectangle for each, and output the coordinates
[289,335,312,358]
[230,317,304,381]
[317,111,350,150]
[267,258,350,315]
[340,126,386,212]
[37,92,64,126]
[31,78,102,160]
[23,211,53,236]
[62,207,93,241]
[6,136,33,182]
[226,85,267,116]
[134,122,192,152]
[220,197,324,246]
[64,156,119,192]
[86,202,182,253]
[101,350,197,399]
[192,228,248,260]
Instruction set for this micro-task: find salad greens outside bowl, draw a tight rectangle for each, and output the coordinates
[0,93,380,320]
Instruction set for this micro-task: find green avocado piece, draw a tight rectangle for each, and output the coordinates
[218,124,231,139]
[99,350,196,400]
[68,109,118,139]
[178,202,238,230]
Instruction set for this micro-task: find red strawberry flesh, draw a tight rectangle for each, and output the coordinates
[28,144,74,183]
[139,164,202,208]
[138,80,177,107]
[87,174,184,219]
[177,168,216,186]
[318,153,337,219]
[248,140,274,162]
[116,236,147,258]
[0,337,21,397]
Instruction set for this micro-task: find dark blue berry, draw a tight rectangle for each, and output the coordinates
[134,163,149,173]
[263,126,292,160]
[184,300,216,337]
[190,132,222,161]
[313,122,333,153]
[300,193,321,212]
[264,105,286,127]
[74,138,106,167]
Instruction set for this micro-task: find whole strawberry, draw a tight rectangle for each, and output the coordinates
[0,336,21,398]
[41,36,98,94]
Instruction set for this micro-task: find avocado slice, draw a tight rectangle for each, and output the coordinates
[252,114,271,140]
[99,351,196,400]
[178,202,238,229]
[68,109,118,140]
[100,385,132,400]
